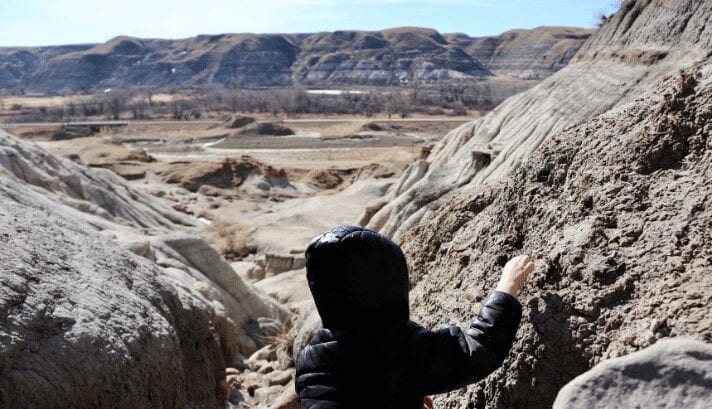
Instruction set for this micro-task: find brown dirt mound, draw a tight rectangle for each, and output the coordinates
[305,169,345,190]
[225,115,256,129]
[156,156,290,193]
[239,122,295,136]
[51,125,100,140]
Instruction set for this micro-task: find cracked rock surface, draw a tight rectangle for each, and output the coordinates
[402,62,712,408]
[0,129,286,408]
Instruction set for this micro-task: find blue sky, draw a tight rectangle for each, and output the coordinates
[0,0,621,47]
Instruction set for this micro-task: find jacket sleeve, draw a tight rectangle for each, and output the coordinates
[404,291,522,396]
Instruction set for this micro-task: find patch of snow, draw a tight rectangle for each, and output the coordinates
[197,217,213,226]
[306,89,365,95]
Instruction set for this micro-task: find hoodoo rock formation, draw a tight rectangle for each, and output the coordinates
[0,131,286,408]
[372,0,712,407]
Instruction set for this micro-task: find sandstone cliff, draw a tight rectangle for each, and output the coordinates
[0,27,590,92]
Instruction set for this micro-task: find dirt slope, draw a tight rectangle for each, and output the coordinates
[400,41,711,409]
[367,0,712,239]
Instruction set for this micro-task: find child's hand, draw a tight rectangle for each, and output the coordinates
[495,255,534,298]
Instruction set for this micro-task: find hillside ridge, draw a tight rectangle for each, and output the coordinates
[0,26,592,92]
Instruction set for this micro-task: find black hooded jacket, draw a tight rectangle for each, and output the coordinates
[296,226,522,409]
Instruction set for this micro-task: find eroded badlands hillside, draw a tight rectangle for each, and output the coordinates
[0,131,287,408]
[366,0,712,239]
[1,1,710,408]
[0,27,590,92]
[386,0,712,407]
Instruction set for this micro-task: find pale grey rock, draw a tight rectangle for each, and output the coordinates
[254,385,285,405]
[265,369,293,387]
[264,253,305,276]
[367,0,712,240]
[0,129,289,407]
[0,190,224,408]
[553,338,712,409]
[291,303,322,367]
[152,235,285,323]
[230,260,260,279]
[255,269,311,305]
[0,131,194,231]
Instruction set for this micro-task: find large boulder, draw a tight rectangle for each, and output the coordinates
[0,129,288,407]
[553,338,712,409]
[0,189,224,408]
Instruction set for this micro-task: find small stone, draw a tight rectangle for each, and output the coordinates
[254,385,284,403]
[463,288,478,302]
[266,369,293,387]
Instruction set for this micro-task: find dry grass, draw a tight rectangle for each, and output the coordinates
[258,316,295,363]
[207,221,256,260]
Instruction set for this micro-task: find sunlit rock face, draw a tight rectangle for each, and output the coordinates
[0,129,287,408]
[384,1,712,407]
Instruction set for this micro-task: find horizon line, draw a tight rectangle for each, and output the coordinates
[0,24,596,49]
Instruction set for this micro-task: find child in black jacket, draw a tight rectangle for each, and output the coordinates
[296,226,533,409]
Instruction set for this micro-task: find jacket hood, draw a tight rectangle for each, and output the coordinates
[305,226,409,331]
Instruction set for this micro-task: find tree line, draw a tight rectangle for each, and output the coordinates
[5,81,508,123]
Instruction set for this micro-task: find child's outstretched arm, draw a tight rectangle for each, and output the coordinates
[404,255,534,396]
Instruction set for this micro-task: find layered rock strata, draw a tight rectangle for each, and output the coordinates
[0,130,286,408]
[0,27,589,92]
[366,0,712,239]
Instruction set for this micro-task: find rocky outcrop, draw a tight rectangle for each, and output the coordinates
[366,0,712,239]
[400,50,711,408]
[0,129,287,407]
[553,338,712,409]
[0,131,192,230]
[293,27,490,86]
[446,26,593,79]
[156,156,291,195]
[0,27,588,92]
[0,193,225,409]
